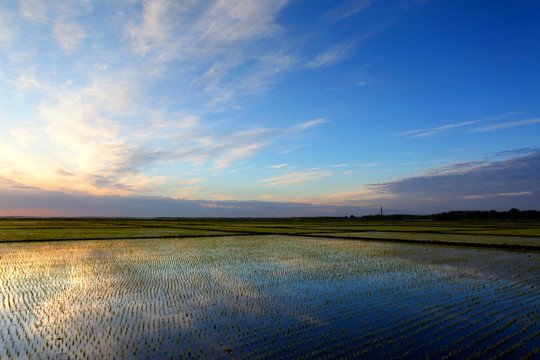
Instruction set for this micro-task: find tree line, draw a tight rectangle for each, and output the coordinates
[356,209,540,221]
[432,208,540,221]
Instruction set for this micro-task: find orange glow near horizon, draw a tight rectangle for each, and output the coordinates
[0,209,80,217]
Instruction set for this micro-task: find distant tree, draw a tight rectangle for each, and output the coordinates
[508,208,521,220]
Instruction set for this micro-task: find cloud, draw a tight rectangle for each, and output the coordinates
[125,0,180,56]
[14,71,41,89]
[121,0,296,105]
[259,170,333,186]
[53,21,86,54]
[424,160,488,176]
[359,162,383,167]
[498,191,533,196]
[295,188,387,207]
[169,118,325,170]
[125,0,288,58]
[400,0,430,10]
[9,127,37,147]
[461,195,486,200]
[397,111,528,138]
[0,189,371,217]
[280,145,304,154]
[368,151,540,211]
[1,84,325,196]
[289,118,328,132]
[19,0,50,23]
[328,0,371,20]
[0,7,16,46]
[295,150,540,213]
[306,40,356,68]
[0,76,176,195]
[1,0,332,201]
[19,0,93,25]
[491,147,540,158]
[472,118,540,132]
[267,163,289,169]
[399,120,482,138]
[196,0,287,42]
[210,143,265,169]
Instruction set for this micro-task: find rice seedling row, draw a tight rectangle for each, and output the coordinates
[0,236,538,359]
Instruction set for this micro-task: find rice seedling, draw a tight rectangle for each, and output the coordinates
[0,235,537,359]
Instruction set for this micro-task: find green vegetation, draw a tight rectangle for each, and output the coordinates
[316,231,540,247]
[0,218,234,241]
[1,217,539,250]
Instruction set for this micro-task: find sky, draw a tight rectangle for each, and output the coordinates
[0,0,539,217]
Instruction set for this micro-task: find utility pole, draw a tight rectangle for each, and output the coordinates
[380,207,383,216]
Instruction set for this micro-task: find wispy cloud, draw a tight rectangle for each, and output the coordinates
[14,71,41,89]
[424,160,488,176]
[328,0,371,21]
[19,0,93,25]
[125,0,180,56]
[196,0,287,42]
[461,195,487,200]
[289,118,328,131]
[472,118,540,132]
[123,0,294,103]
[400,0,431,11]
[498,191,533,196]
[279,145,304,154]
[491,147,540,158]
[397,111,527,138]
[399,120,482,138]
[259,170,332,186]
[0,7,16,47]
[306,40,356,68]
[295,188,386,207]
[267,163,289,169]
[459,192,535,200]
[210,143,265,169]
[53,21,86,54]
[359,162,383,167]
[19,0,51,23]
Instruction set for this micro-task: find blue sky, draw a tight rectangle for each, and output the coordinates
[0,0,539,216]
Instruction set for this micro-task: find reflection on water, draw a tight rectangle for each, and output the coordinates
[0,236,538,359]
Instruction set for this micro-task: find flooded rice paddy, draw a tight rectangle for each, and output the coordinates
[0,235,538,359]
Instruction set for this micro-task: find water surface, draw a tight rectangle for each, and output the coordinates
[0,236,538,359]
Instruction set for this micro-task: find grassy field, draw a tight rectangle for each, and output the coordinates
[1,218,539,250]
[316,231,540,247]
